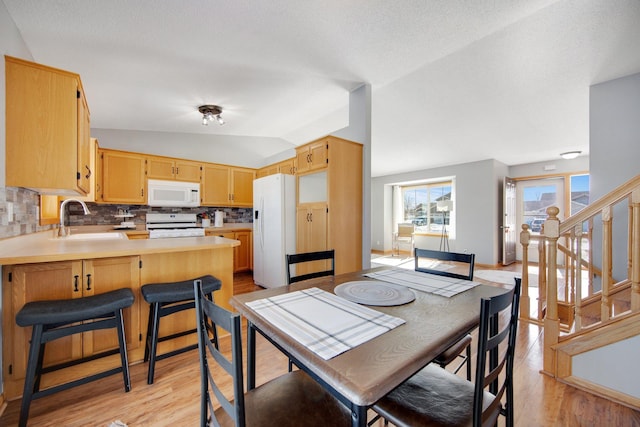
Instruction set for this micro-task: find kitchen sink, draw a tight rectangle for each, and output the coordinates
[53,232,127,241]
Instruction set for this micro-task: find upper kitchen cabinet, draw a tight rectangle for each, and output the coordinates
[99,149,147,204]
[202,164,255,207]
[295,139,327,173]
[5,56,91,196]
[296,136,363,275]
[147,155,202,182]
[256,157,296,178]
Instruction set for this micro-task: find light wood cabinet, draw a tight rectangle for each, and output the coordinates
[202,164,255,207]
[296,136,362,275]
[5,56,91,196]
[2,257,140,397]
[147,155,202,182]
[99,149,147,204]
[296,140,328,173]
[256,158,296,178]
[206,230,252,272]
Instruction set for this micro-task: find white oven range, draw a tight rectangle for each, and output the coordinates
[145,213,205,239]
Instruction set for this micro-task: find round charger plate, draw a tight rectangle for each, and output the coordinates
[334,280,415,306]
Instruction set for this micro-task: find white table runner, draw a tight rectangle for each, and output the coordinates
[246,287,405,360]
[364,269,480,298]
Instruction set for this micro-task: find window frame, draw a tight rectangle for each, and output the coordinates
[400,180,453,236]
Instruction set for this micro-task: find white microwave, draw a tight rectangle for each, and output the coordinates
[147,179,200,207]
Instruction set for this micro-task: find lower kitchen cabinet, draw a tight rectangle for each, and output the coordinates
[207,230,252,272]
[1,256,141,398]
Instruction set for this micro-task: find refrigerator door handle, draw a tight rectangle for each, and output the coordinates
[260,197,265,250]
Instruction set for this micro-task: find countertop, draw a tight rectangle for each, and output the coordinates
[0,227,241,265]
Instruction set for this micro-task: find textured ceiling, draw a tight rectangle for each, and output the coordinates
[4,0,640,176]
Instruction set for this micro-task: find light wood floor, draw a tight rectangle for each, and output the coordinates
[1,267,639,426]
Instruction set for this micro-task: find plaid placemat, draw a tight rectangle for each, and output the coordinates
[246,287,405,360]
[364,269,480,298]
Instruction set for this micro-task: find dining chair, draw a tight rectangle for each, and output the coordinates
[286,249,335,285]
[393,223,415,256]
[415,248,476,380]
[372,277,522,427]
[285,249,336,371]
[193,279,351,427]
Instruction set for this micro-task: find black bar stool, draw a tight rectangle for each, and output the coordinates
[141,274,221,384]
[15,288,135,427]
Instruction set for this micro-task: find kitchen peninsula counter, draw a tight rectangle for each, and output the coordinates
[1,229,241,399]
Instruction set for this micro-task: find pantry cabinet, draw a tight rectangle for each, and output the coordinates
[147,155,202,182]
[296,136,362,275]
[5,56,91,196]
[2,256,140,396]
[202,164,255,207]
[99,149,147,204]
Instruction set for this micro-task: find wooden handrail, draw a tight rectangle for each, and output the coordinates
[520,174,640,381]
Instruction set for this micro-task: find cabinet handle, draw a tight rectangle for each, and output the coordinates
[172,166,175,175]
[176,167,179,175]
[74,275,79,292]
[85,165,92,179]
[310,213,313,222]
[141,188,144,197]
[309,153,313,163]
[86,274,92,291]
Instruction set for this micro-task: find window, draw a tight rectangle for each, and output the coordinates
[402,181,453,233]
[570,174,590,216]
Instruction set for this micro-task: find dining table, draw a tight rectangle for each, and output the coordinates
[230,266,509,427]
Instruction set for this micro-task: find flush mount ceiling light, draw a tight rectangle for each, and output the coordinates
[560,151,581,160]
[198,105,225,126]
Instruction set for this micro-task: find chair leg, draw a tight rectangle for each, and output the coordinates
[147,302,161,385]
[143,302,154,362]
[465,342,472,381]
[19,324,44,427]
[115,308,131,392]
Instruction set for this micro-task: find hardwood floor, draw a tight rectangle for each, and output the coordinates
[1,267,639,426]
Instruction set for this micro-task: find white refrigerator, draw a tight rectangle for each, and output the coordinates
[253,173,296,288]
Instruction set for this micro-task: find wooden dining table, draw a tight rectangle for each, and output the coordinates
[230,267,509,427]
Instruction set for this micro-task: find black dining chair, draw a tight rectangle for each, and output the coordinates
[286,249,335,284]
[285,249,336,371]
[193,279,351,427]
[415,248,476,380]
[372,277,522,427]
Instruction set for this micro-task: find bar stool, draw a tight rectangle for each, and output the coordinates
[15,288,135,427]
[141,274,221,384]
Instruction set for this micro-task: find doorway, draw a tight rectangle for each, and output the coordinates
[516,177,565,263]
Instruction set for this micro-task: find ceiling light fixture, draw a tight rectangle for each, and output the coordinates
[560,151,581,160]
[198,105,225,126]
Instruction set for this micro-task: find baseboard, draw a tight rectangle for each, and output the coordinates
[0,393,6,418]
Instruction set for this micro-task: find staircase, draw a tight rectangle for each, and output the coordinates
[519,175,640,410]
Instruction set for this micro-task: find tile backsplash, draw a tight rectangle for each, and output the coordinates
[0,186,252,240]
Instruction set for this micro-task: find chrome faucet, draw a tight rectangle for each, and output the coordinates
[59,199,91,237]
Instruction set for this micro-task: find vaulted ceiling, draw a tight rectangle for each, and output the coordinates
[4,0,640,176]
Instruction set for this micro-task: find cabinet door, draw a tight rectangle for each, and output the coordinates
[278,158,296,175]
[7,261,83,382]
[5,57,81,194]
[202,164,231,206]
[308,141,328,170]
[101,150,147,204]
[77,89,92,194]
[231,168,255,207]
[82,257,140,355]
[296,147,311,174]
[296,204,328,275]
[234,231,252,272]
[147,156,176,180]
[175,160,202,182]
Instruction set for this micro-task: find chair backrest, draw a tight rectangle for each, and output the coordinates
[473,277,521,427]
[286,249,335,285]
[194,279,245,427]
[396,223,415,238]
[414,248,475,280]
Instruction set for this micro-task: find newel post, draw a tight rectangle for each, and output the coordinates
[543,206,560,377]
[520,224,531,320]
[632,189,640,311]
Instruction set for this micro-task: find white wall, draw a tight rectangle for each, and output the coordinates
[371,159,505,266]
